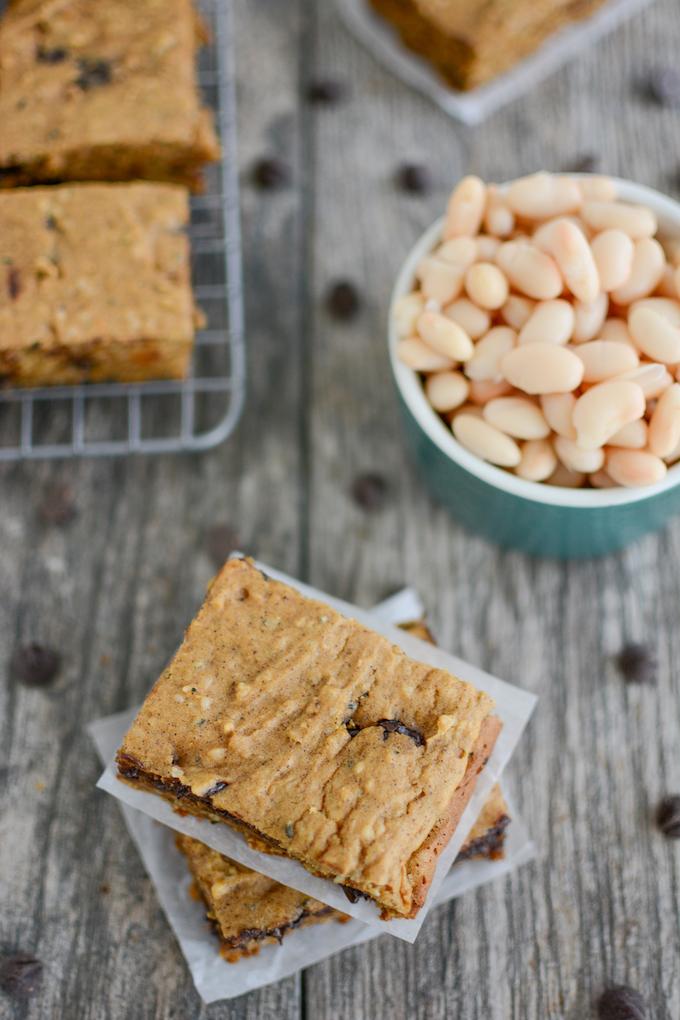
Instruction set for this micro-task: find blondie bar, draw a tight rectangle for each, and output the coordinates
[0,0,220,189]
[0,183,195,386]
[117,558,500,920]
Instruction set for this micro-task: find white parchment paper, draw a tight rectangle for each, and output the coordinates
[336,0,653,125]
[95,561,536,942]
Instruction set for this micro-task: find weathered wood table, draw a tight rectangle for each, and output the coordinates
[2,1,680,1016]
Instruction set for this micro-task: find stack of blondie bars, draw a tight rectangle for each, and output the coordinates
[0,0,220,386]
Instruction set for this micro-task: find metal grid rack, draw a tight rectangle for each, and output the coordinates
[0,0,245,460]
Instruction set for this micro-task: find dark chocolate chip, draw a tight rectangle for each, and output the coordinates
[9,644,61,688]
[45,214,58,231]
[7,267,21,301]
[74,58,113,90]
[251,157,290,190]
[36,45,68,64]
[205,523,240,568]
[565,153,599,174]
[38,483,77,526]
[116,753,144,779]
[341,885,369,904]
[350,472,389,512]
[0,953,43,999]
[597,984,647,1020]
[644,66,680,107]
[395,162,431,194]
[615,643,656,684]
[378,718,425,747]
[345,719,360,739]
[284,822,295,838]
[657,795,680,838]
[306,78,346,104]
[202,781,228,798]
[325,280,361,321]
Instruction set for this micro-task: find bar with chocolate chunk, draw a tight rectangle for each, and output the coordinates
[0,0,220,190]
[117,557,501,921]
[0,182,196,386]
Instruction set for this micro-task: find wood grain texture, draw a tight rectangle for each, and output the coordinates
[1,0,680,1017]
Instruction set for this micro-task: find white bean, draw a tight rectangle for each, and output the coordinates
[581,201,657,239]
[516,439,558,482]
[572,292,608,342]
[501,295,535,330]
[606,449,667,487]
[495,242,563,300]
[444,176,486,238]
[676,264,680,299]
[518,300,575,345]
[617,362,674,399]
[648,383,680,458]
[655,264,678,299]
[452,413,521,467]
[394,293,425,338]
[540,393,577,439]
[533,216,588,252]
[424,371,469,412]
[630,297,680,327]
[608,418,648,449]
[577,176,617,202]
[572,379,646,449]
[476,235,501,260]
[397,338,453,372]
[417,256,463,305]
[468,378,514,405]
[436,237,478,270]
[547,464,586,488]
[417,310,474,362]
[464,262,509,310]
[444,298,490,339]
[628,305,680,364]
[589,469,617,488]
[554,435,605,473]
[539,218,600,303]
[484,186,515,238]
[599,318,634,345]
[465,326,517,382]
[572,340,639,382]
[505,172,581,220]
[591,229,634,291]
[501,343,584,394]
[483,396,550,439]
[611,238,666,304]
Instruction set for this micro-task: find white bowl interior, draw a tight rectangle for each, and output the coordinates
[389,175,680,509]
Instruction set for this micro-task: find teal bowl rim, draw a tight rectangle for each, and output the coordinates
[389,174,680,510]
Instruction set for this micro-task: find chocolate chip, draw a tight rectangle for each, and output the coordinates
[657,795,680,838]
[203,781,228,798]
[325,280,361,321]
[341,885,368,904]
[251,157,290,190]
[45,214,58,231]
[615,642,656,684]
[7,267,21,301]
[644,66,680,107]
[285,822,295,838]
[0,953,43,999]
[38,482,77,526]
[74,58,113,90]
[306,78,346,104]
[36,45,68,64]
[395,162,431,194]
[205,523,240,568]
[350,472,389,512]
[10,644,61,688]
[597,984,647,1020]
[564,153,599,174]
[378,718,425,747]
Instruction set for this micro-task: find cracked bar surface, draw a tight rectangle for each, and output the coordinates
[117,557,500,919]
[0,182,195,386]
[0,0,220,190]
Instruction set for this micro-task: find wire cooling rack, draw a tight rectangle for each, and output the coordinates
[0,0,245,460]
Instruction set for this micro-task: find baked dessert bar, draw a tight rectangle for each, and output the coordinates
[368,0,608,91]
[0,0,220,190]
[0,182,196,387]
[176,784,510,962]
[117,557,501,920]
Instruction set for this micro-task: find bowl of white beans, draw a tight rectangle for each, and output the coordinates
[389,172,680,557]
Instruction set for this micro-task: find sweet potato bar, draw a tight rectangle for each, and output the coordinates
[117,558,500,920]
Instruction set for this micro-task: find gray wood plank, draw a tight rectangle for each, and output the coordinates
[303,0,680,1017]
